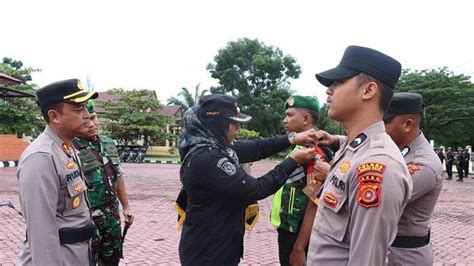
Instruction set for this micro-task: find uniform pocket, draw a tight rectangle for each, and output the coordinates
[315,186,349,242]
[63,177,88,216]
[78,149,101,174]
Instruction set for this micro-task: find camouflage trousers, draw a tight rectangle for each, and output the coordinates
[91,210,122,266]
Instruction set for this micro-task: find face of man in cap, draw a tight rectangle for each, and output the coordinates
[48,102,91,139]
[325,77,368,123]
[80,112,99,140]
[283,108,313,133]
[384,115,416,147]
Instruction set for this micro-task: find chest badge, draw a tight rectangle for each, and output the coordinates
[339,161,351,173]
[72,196,81,209]
[323,192,338,208]
[66,160,74,169]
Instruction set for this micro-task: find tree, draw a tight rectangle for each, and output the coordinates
[207,38,301,136]
[0,57,43,137]
[237,128,260,140]
[318,104,344,135]
[99,89,173,145]
[396,67,474,148]
[167,84,209,111]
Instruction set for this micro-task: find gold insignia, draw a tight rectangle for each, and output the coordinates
[66,160,74,169]
[244,203,259,231]
[287,97,295,107]
[323,192,338,208]
[77,80,85,91]
[407,163,420,175]
[339,161,351,173]
[62,143,72,157]
[74,183,82,192]
[356,162,385,175]
[72,196,81,209]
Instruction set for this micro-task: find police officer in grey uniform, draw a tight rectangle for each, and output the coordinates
[306,46,413,265]
[17,79,98,265]
[384,92,443,265]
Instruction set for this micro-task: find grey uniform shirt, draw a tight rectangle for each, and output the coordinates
[17,126,91,266]
[388,132,443,266]
[307,121,413,266]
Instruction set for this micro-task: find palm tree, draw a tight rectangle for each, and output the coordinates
[167,83,209,111]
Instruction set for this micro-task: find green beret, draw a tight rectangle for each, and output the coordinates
[285,95,320,112]
[86,100,95,114]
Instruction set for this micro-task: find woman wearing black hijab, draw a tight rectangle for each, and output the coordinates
[177,94,318,266]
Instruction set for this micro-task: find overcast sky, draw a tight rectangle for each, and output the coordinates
[2,0,473,104]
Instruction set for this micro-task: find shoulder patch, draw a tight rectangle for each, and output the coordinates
[357,174,383,208]
[407,163,420,175]
[217,158,237,176]
[349,133,367,148]
[401,146,410,157]
[356,162,385,175]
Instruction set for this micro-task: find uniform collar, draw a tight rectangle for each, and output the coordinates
[346,121,385,151]
[44,125,74,157]
[403,132,426,157]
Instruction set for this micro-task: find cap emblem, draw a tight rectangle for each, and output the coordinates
[77,80,85,91]
[287,97,295,107]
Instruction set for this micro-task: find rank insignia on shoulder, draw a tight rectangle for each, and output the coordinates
[217,158,237,176]
[401,146,411,157]
[407,163,420,175]
[339,161,351,174]
[66,160,74,169]
[357,162,385,175]
[62,143,72,157]
[357,174,383,208]
[349,133,367,148]
[323,192,338,208]
[72,195,81,209]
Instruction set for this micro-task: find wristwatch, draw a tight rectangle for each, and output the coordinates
[288,132,296,144]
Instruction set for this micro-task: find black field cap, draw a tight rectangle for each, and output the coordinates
[199,94,252,123]
[383,92,423,121]
[36,79,98,109]
[316,45,402,89]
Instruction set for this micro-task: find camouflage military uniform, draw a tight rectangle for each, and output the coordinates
[73,135,123,265]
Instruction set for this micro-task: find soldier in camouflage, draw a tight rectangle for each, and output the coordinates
[73,100,134,265]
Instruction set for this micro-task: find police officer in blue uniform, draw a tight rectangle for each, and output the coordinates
[177,94,319,266]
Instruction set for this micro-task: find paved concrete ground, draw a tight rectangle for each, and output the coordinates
[1,162,473,265]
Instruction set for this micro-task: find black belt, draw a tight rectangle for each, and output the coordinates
[59,224,96,245]
[391,231,430,248]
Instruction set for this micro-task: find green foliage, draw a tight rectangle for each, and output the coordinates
[237,128,260,140]
[318,104,344,135]
[396,67,474,147]
[167,84,208,111]
[0,57,43,137]
[99,89,173,145]
[207,38,301,136]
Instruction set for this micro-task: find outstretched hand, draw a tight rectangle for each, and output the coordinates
[315,130,340,149]
[290,147,317,165]
[293,129,319,147]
